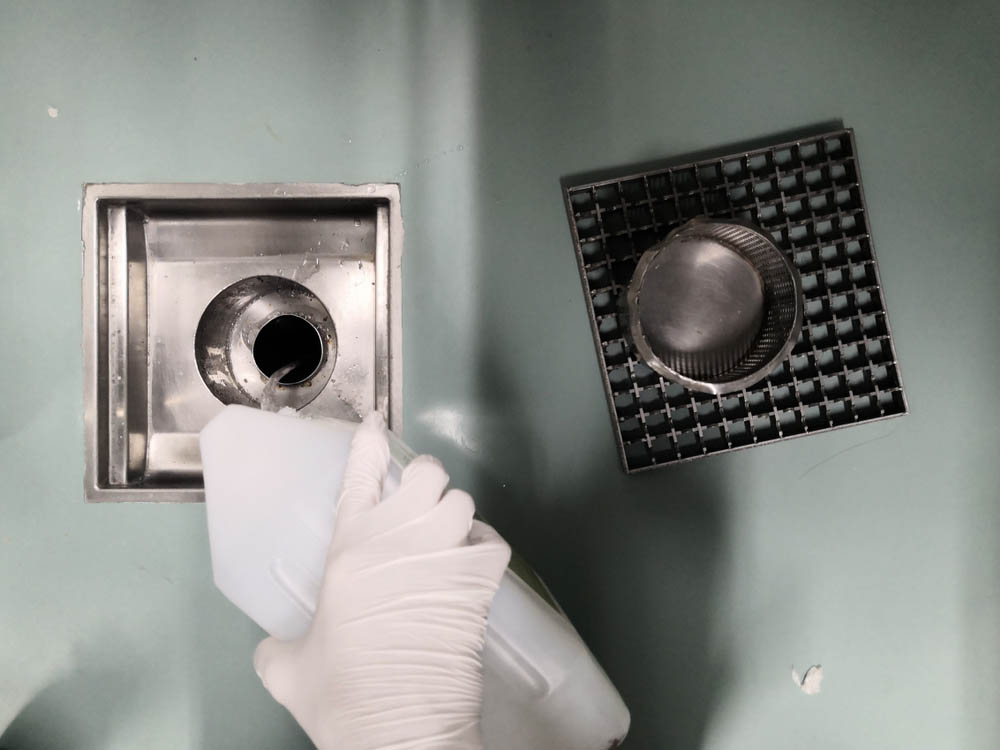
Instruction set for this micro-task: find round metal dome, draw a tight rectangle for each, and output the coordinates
[626,218,803,394]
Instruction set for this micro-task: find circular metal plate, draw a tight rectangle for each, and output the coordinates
[636,238,765,379]
[627,218,803,394]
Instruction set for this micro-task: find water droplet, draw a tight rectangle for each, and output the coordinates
[458,145,464,151]
[366,185,375,193]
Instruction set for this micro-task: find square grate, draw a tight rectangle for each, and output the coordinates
[563,128,907,472]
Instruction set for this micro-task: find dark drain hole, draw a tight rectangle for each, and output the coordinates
[253,315,324,385]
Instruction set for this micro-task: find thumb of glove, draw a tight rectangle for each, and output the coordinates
[254,636,302,708]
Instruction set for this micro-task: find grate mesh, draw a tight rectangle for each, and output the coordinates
[564,128,907,472]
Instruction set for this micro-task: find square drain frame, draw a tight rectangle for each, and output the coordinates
[82,183,403,501]
[563,128,907,472]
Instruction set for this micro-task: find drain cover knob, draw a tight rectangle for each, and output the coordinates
[633,238,765,379]
[626,217,803,394]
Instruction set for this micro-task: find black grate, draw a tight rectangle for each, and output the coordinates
[564,128,907,472]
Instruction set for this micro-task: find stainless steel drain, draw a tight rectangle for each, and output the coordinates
[82,183,403,502]
[195,276,338,411]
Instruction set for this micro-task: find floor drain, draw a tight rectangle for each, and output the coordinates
[253,315,324,385]
[195,276,337,410]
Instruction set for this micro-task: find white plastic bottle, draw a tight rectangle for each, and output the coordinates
[201,405,629,750]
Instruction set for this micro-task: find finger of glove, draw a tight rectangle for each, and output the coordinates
[253,637,301,708]
[465,520,513,583]
[336,412,391,530]
[360,489,475,557]
[350,522,511,605]
[388,454,451,517]
[342,553,509,634]
[358,455,450,537]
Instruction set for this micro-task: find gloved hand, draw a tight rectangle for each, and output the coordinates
[252,413,511,750]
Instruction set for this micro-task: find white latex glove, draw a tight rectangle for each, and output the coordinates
[253,413,511,750]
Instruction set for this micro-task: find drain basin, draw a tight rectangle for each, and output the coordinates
[195,276,337,410]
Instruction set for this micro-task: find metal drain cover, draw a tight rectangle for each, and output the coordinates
[564,128,907,472]
[82,183,403,501]
[627,217,802,393]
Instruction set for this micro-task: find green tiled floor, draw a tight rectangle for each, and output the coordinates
[1,2,998,748]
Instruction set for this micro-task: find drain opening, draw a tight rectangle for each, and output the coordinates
[253,315,324,385]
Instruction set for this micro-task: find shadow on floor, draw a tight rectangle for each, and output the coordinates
[471,341,734,749]
[0,634,149,750]
[469,338,737,746]
[463,5,750,746]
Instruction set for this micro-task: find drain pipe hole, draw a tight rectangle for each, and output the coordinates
[253,315,324,385]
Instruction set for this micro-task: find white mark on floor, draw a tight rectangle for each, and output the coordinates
[798,425,898,480]
[392,144,467,179]
[47,106,59,118]
[792,665,823,695]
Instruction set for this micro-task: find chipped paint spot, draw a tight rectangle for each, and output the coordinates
[792,664,823,695]
[47,106,59,118]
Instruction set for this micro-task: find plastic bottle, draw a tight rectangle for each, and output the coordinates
[201,405,629,750]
